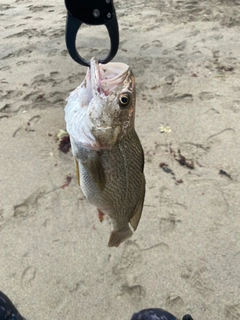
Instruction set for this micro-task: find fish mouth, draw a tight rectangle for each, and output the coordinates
[89,57,129,96]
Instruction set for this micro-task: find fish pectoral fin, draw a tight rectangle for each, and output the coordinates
[75,159,80,186]
[130,175,146,231]
[87,152,106,191]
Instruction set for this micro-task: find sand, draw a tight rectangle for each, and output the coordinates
[1,0,240,319]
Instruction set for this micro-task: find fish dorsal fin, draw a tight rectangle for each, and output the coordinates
[130,175,145,231]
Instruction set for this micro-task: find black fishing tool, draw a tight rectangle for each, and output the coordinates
[64,0,119,66]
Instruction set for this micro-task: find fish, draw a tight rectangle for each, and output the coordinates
[0,291,26,320]
[65,57,145,247]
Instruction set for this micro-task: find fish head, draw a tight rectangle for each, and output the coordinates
[65,57,136,150]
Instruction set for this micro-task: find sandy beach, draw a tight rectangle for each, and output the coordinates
[1,0,240,319]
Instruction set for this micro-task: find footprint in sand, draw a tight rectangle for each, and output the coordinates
[13,187,46,218]
[113,241,142,282]
[166,293,185,309]
[112,241,145,299]
[21,266,37,288]
[158,187,187,235]
[121,284,146,299]
[159,214,182,235]
[181,265,214,296]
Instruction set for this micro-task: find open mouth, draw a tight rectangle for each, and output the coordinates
[90,57,129,96]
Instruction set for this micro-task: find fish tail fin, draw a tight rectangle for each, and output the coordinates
[108,226,133,247]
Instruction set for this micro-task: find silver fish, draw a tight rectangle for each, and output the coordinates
[65,57,145,247]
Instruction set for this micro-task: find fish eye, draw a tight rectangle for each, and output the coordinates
[119,92,131,108]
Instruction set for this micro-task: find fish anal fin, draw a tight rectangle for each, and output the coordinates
[130,175,145,231]
[108,227,133,247]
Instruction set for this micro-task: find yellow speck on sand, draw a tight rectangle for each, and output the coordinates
[159,125,172,133]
